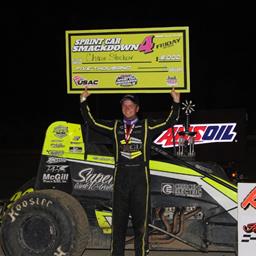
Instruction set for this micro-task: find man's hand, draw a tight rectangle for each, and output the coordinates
[170,87,180,103]
[80,86,90,102]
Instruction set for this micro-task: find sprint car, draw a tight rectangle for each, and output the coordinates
[0,120,238,256]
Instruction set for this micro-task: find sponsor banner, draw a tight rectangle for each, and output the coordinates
[66,27,190,94]
[238,183,256,255]
[154,123,237,148]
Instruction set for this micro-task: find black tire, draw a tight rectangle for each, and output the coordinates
[0,189,89,256]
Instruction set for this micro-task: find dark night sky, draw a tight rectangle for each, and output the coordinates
[0,5,255,195]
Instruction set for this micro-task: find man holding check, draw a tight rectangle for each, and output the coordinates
[80,87,180,256]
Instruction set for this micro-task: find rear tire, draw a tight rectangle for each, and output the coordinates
[0,189,89,256]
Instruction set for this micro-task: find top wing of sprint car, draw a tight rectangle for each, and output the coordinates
[1,121,238,253]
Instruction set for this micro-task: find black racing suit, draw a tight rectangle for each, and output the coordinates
[80,99,180,256]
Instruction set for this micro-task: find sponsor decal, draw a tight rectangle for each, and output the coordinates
[70,141,83,145]
[50,143,65,148]
[45,165,68,172]
[43,173,69,183]
[166,76,177,86]
[7,198,53,222]
[46,157,67,164]
[161,183,202,198]
[241,220,256,243]
[241,187,256,210]
[69,146,83,153]
[154,123,237,148]
[73,75,98,86]
[120,137,142,159]
[73,136,81,141]
[73,168,113,191]
[243,223,256,233]
[43,165,69,183]
[116,74,137,86]
[47,150,64,156]
[238,183,256,253]
[53,126,68,139]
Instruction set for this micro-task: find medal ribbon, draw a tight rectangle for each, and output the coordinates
[124,123,135,144]
[123,118,138,144]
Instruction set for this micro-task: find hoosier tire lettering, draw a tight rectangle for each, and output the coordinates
[0,189,89,256]
[8,197,53,222]
[54,246,67,256]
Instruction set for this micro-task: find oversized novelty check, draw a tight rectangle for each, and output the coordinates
[66,27,190,94]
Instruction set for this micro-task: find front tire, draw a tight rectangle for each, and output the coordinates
[0,189,89,256]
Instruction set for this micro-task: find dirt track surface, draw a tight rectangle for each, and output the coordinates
[0,247,236,256]
[86,250,236,256]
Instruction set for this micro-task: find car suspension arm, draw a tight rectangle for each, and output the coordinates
[148,223,207,252]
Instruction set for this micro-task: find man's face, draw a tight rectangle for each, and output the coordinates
[121,100,139,120]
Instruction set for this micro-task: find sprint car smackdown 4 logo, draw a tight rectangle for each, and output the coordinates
[154,123,237,147]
